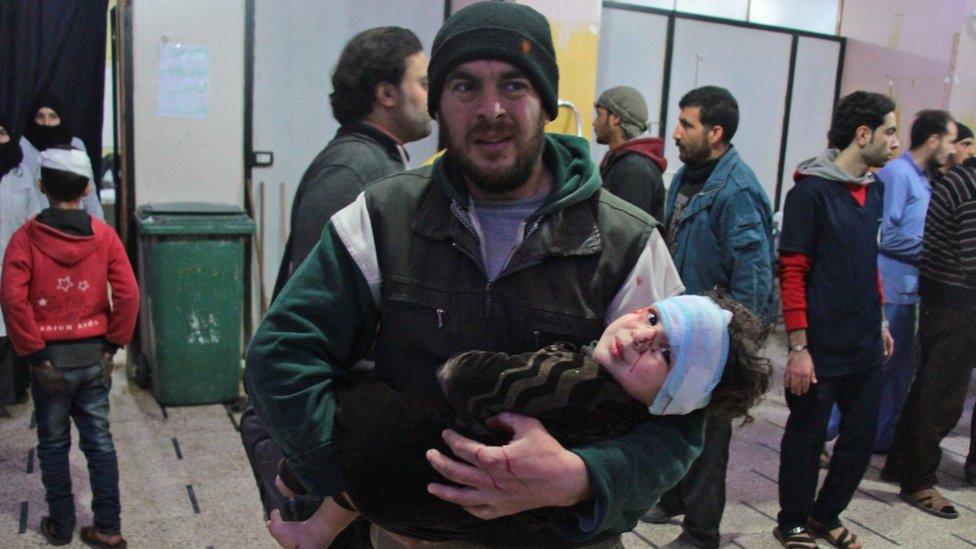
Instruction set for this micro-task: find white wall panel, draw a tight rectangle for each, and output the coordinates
[749,0,838,35]
[592,7,669,161]
[132,0,244,206]
[779,37,840,210]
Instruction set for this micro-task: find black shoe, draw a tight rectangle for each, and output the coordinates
[640,504,682,524]
[39,516,72,546]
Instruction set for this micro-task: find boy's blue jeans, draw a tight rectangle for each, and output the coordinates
[31,361,120,538]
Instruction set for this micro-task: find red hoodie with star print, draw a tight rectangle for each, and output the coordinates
[0,217,139,360]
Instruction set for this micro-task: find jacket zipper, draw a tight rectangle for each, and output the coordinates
[450,200,494,318]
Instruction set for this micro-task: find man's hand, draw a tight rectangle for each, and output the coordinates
[882,325,895,361]
[426,412,591,520]
[784,349,817,395]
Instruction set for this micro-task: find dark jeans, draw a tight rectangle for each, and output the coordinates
[876,303,918,452]
[657,416,732,548]
[31,362,120,537]
[777,365,882,531]
[883,305,976,492]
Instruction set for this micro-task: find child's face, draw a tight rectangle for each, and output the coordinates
[593,306,672,405]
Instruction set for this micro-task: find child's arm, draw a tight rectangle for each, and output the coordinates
[267,496,358,549]
[104,233,139,347]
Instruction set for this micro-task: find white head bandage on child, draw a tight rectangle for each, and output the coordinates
[39,147,92,180]
[648,295,732,415]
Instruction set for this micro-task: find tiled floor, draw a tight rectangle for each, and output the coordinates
[1,331,975,548]
[0,362,266,548]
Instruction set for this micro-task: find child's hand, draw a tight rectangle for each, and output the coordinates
[267,508,334,549]
[31,360,65,395]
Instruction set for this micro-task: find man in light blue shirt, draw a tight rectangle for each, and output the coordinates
[875,109,957,453]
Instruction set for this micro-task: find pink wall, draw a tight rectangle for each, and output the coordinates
[841,40,950,144]
[839,0,975,132]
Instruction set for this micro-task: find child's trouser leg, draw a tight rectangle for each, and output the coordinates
[73,362,121,535]
[31,363,78,537]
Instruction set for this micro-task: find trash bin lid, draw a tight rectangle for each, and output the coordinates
[136,202,255,235]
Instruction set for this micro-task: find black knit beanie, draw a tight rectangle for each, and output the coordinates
[427,2,559,120]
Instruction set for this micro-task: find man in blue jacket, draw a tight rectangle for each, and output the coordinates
[643,86,775,549]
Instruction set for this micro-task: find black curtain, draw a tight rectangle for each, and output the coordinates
[0,0,108,188]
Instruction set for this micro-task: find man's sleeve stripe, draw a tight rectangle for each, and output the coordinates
[331,193,381,307]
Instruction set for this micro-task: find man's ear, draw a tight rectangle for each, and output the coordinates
[83,181,93,197]
[374,82,399,109]
[925,133,941,151]
[708,125,725,148]
[609,112,621,128]
[854,125,872,146]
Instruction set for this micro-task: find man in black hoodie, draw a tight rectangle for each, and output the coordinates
[241,26,431,542]
[273,26,432,295]
[593,86,667,223]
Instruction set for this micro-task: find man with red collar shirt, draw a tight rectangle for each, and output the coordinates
[775,91,897,549]
[593,86,667,223]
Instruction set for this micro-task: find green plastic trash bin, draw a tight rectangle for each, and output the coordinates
[134,202,255,406]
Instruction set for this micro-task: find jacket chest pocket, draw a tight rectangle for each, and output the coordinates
[506,304,605,353]
[378,284,489,367]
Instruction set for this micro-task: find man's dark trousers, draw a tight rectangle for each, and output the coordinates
[883,305,976,492]
[777,366,883,530]
[657,417,731,548]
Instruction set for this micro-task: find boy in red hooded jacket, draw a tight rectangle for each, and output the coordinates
[1,147,138,548]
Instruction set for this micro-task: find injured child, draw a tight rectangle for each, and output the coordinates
[268,290,771,547]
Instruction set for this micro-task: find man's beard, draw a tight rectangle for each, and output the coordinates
[676,137,710,166]
[394,99,432,144]
[444,114,547,196]
[863,137,892,168]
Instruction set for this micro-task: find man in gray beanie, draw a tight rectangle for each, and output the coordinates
[594,86,667,222]
[246,2,702,547]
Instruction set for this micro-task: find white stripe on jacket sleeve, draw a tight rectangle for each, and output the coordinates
[331,192,382,308]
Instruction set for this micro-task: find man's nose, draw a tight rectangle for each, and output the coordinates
[475,88,505,119]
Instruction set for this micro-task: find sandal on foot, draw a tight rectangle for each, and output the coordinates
[899,488,959,519]
[81,526,127,548]
[39,516,72,546]
[807,519,860,549]
[774,526,819,548]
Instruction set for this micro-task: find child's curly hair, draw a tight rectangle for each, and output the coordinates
[702,288,772,422]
